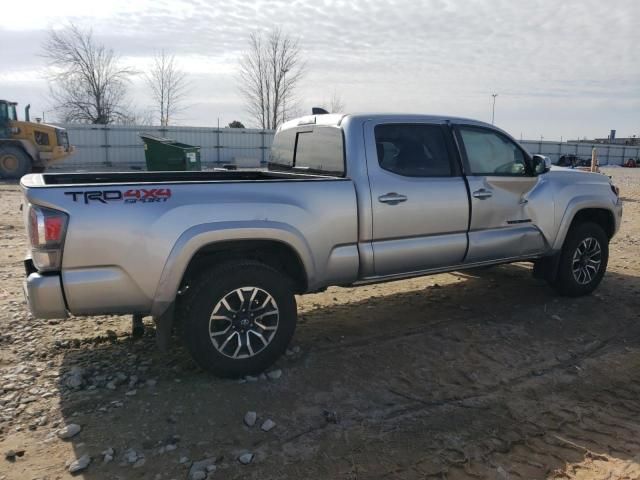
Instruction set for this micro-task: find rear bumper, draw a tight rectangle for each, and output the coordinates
[23,273,67,319]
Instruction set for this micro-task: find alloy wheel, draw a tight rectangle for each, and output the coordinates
[208,286,279,359]
[571,237,602,285]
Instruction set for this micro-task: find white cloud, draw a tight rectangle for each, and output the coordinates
[1,0,638,137]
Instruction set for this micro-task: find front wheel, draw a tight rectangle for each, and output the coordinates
[550,222,609,297]
[0,145,32,179]
[178,260,297,377]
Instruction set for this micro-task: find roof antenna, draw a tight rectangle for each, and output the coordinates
[312,107,329,115]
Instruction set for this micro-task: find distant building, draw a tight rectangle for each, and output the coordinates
[569,130,640,145]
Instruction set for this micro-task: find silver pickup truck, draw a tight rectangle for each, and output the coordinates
[21,113,622,377]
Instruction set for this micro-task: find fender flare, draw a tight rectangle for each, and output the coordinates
[150,220,315,318]
[552,195,617,250]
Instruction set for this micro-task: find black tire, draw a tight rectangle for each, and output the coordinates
[0,145,32,179]
[550,222,609,297]
[178,260,297,377]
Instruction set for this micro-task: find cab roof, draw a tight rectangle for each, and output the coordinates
[280,112,496,131]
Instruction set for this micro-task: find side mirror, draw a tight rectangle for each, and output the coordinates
[532,154,551,175]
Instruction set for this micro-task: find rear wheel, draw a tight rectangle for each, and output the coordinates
[550,222,609,296]
[178,260,297,377]
[0,145,32,179]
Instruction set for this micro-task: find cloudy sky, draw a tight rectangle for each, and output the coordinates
[1,0,638,140]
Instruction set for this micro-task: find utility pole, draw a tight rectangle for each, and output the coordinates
[491,93,498,125]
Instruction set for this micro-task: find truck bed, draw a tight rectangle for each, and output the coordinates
[24,169,340,187]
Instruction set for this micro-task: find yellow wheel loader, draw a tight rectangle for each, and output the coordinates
[0,100,75,178]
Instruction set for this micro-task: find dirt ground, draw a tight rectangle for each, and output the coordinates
[1,167,639,480]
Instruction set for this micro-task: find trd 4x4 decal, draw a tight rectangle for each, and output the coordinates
[64,189,172,204]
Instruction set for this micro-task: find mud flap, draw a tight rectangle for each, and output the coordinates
[153,305,175,352]
[533,252,561,282]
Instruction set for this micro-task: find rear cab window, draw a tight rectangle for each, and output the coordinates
[269,126,345,177]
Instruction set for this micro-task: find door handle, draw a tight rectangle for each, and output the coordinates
[378,192,408,205]
[472,189,493,199]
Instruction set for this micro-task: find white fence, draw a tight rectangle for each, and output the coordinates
[54,124,275,170]
[520,140,639,166]
[54,123,640,170]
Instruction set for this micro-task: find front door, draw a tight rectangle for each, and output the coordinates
[456,125,547,263]
[365,121,469,276]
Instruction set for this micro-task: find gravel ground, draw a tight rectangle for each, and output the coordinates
[0,167,639,480]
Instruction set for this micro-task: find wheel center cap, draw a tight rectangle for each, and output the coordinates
[239,318,250,328]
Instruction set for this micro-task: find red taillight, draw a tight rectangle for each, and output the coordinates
[27,205,68,248]
[26,204,68,272]
[45,216,64,243]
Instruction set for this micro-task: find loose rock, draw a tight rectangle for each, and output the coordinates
[5,449,25,461]
[102,447,114,463]
[244,411,257,427]
[124,448,139,464]
[261,419,276,432]
[266,369,282,380]
[68,454,91,473]
[189,457,217,477]
[57,423,81,439]
[238,452,254,465]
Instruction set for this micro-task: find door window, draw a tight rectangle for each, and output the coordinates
[459,127,527,176]
[374,124,453,177]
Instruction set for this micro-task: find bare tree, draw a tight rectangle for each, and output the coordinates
[117,108,154,126]
[238,28,305,130]
[42,23,134,124]
[145,50,190,126]
[323,90,346,113]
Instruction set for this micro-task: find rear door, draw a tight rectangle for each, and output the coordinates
[364,121,469,276]
[455,125,547,263]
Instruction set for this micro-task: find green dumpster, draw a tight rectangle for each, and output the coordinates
[139,133,201,171]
